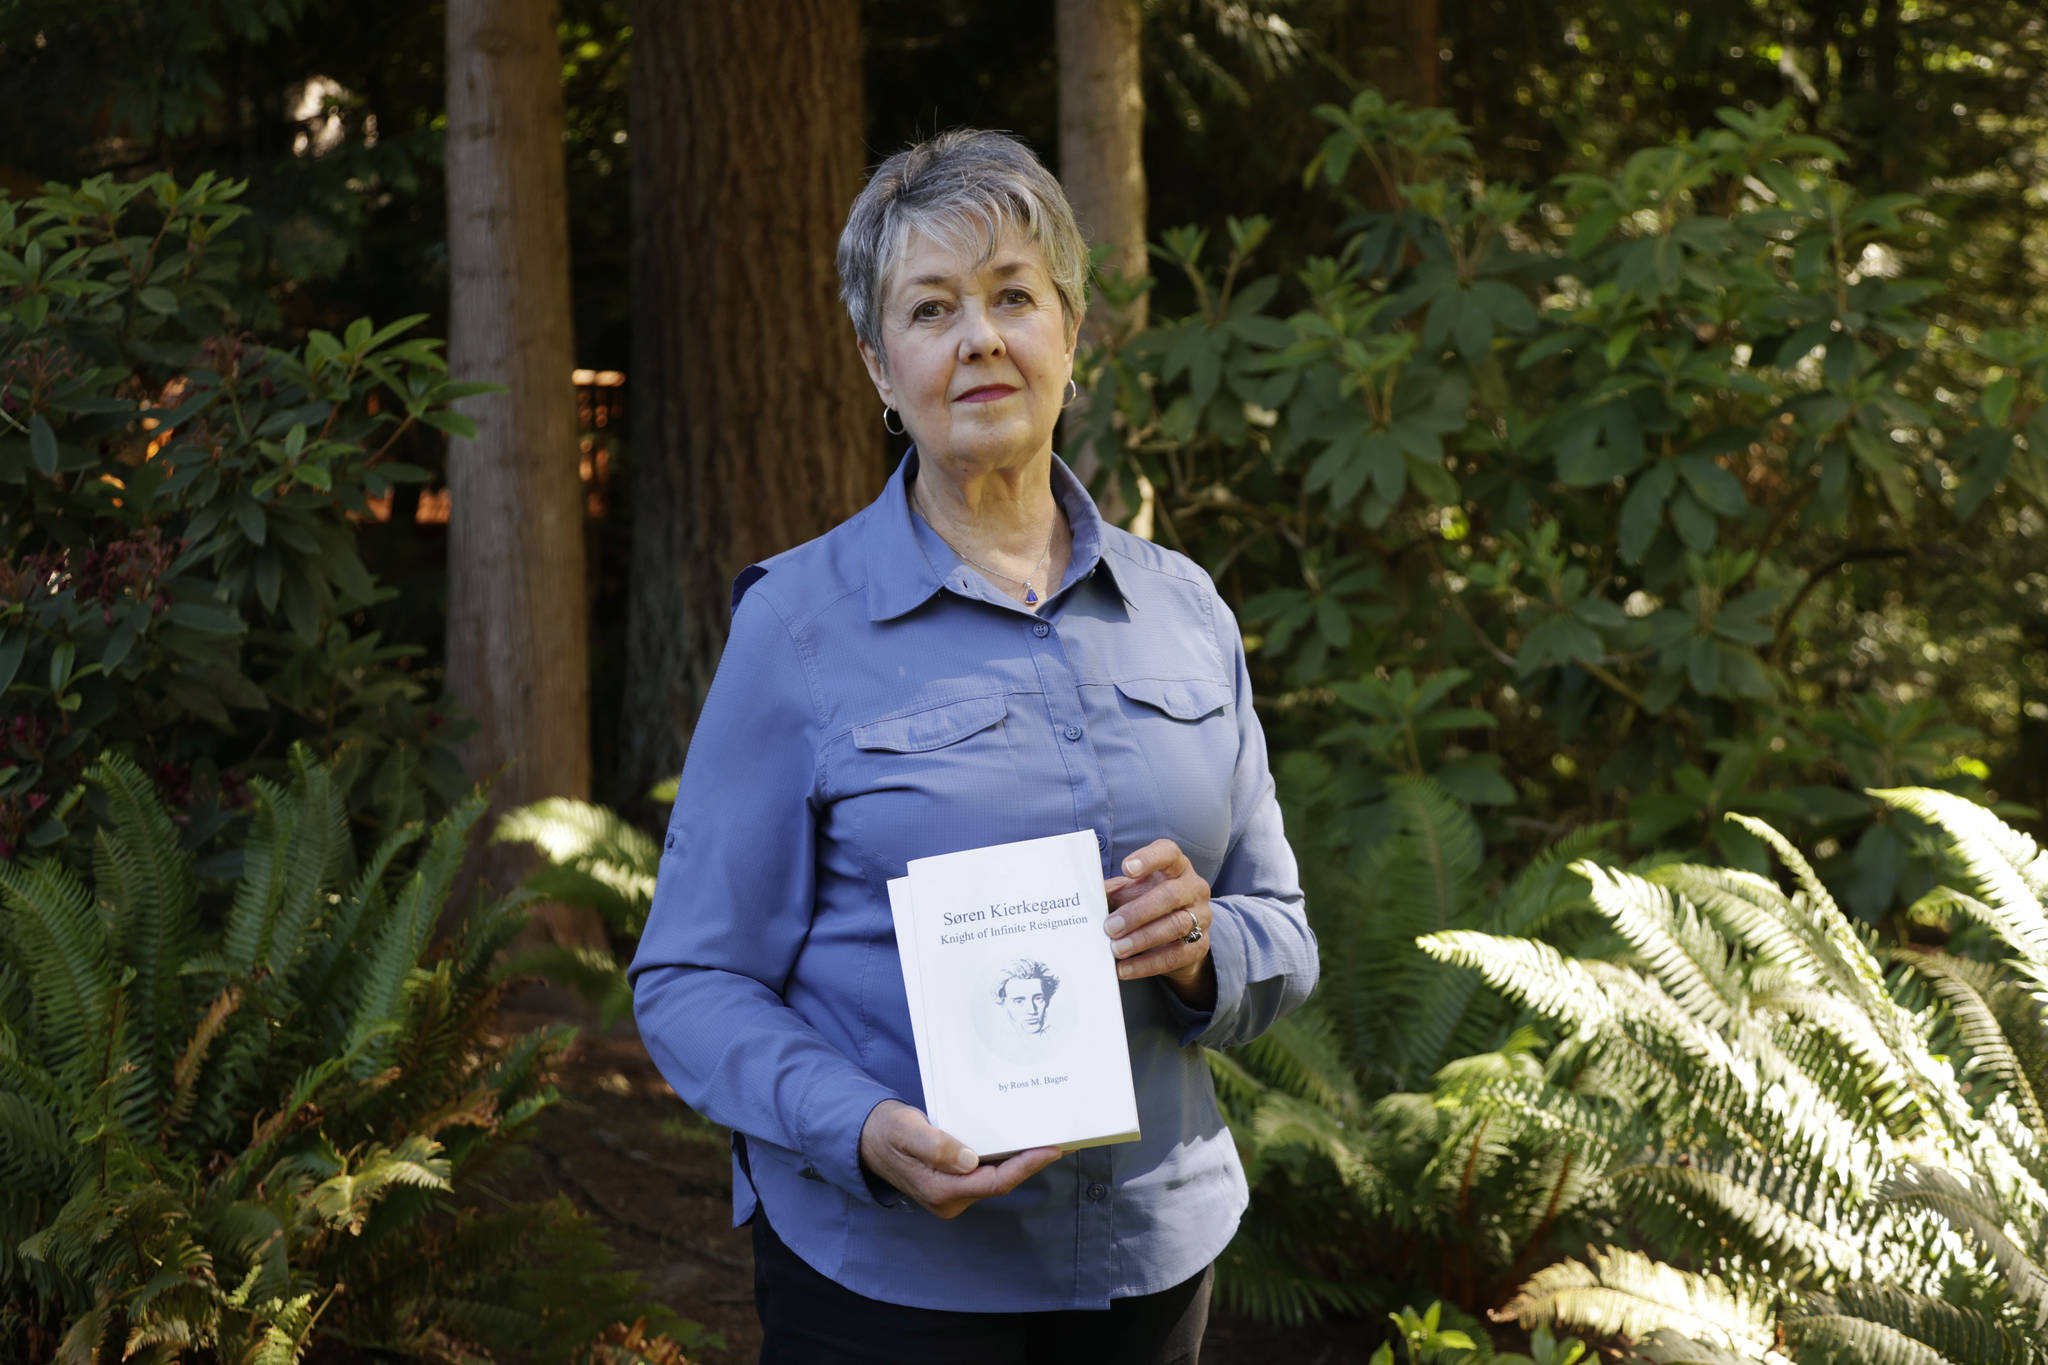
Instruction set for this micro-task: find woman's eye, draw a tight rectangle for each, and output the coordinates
[999,288,1033,306]
[911,300,946,321]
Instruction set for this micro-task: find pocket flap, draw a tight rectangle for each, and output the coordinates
[1113,676,1231,721]
[852,695,1006,753]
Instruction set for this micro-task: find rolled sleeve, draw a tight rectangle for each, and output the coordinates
[629,587,903,1204]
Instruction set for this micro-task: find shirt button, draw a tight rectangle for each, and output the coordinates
[1086,1182,1108,1202]
[1063,724,1082,741]
[1095,831,1106,851]
[1033,622,1050,638]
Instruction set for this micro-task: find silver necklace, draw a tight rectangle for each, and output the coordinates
[914,486,1058,605]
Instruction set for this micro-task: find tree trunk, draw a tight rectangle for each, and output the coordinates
[444,0,598,937]
[614,0,874,817]
[1358,0,1440,110]
[1057,0,1147,350]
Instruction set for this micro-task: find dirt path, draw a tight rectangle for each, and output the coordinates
[505,1002,1369,1363]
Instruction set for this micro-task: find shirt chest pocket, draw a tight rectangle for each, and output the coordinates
[837,696,1021,866]
[1110,677,1237,866]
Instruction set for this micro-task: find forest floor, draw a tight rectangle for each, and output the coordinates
[502,994,1372,1365]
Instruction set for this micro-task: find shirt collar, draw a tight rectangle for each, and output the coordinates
[864,448,1129,622]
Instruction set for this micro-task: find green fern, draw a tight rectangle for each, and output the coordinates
[1217,777,1616,1322]
[1505,1247,1776,1357]
[1436,791,2048,1361]
[0,747,692,1360]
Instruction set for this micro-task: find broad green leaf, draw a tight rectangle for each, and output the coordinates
[234,497,267,545]
[0,631,25,694]
[1982,373,2018,427]
[1604,322,1641,372]
[166,602,244,635]
[1668,490,1717,552]
[29,414,57,475]
[421,409,478,440]
[1677,454,1746,517]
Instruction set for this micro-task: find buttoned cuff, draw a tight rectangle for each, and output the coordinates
[798,1072,905,1205]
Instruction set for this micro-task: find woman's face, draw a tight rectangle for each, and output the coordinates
[860,224,1079,477]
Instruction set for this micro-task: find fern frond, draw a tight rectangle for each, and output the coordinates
[492,798,659,935]
[1635,1331,1780,1365]
[0,1090,70,1191]
[1872,789,2048,961]
[1578,863,1744,1033]
[1724,813,1896,1021]
[1505,1246,1775,1354]
[1233,1006,1362,1116]
[1788,1314,1983,1365]
[1388,966,1490,1085]
[1205,1043,1271,1118]
[294,835,402,1042]
[1610,1158,1872,1277]
[1491,820,1615,940]
[1247,1092,1383,1194]
[1417,930,1612,1031]
[1379,777,1484,934]
[89,750,197,1097]
[224,775,295,975]
[1652,863,1821,979]
[0,856,113,1091]
[163,986,242,1144]
[263,747,348,977]
[1878,1164,2048,1328]
[345,791,485,1080]
[1897,950,2048,1138]
[1213,1223,1372,1325]
[1794,1284,2043,1365]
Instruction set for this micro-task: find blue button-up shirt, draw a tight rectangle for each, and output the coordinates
[630,451,1316,1311]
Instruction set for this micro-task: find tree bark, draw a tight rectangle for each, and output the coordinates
[1357,0,1440,110]
[1057,0,1147,349]
[444,0,597,932]
[615,0,874,816]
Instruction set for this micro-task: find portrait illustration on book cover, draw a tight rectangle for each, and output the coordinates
[993,957,1060,1041]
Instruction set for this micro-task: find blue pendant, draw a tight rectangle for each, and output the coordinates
[1024,587,1039,605]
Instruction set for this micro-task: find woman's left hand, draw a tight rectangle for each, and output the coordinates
[1103,838,1216,1009]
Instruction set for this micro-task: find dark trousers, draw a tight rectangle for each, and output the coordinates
[751,1214,1213,1365]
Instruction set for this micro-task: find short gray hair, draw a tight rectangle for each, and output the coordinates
[837,129,1089,359]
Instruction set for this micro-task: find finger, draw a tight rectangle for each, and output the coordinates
[892,1107,979,1175]
[1103,869,1167,910]
[1115,933,1207,981]
[1110,907,1205,968]
[1106,870,1208,936]
[982,1145,1064,1192]
[919,1145,1063,1218]
[1119,839,1191,883]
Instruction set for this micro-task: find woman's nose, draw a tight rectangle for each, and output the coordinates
[956,304,1004,360]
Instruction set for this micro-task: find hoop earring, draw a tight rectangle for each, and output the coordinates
[882,406,906,436]
[1062,379,1079,409]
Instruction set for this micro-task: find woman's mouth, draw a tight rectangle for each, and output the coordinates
[955,385,1018,403]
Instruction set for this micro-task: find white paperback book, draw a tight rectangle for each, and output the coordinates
[885,829,1141,1159]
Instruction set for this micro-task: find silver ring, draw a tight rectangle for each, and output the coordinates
[1181,910,1204,945]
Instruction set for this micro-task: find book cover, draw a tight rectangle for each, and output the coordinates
[886,829,1141,1159]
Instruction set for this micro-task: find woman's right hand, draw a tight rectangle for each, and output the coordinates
[858,1100,1062,1219]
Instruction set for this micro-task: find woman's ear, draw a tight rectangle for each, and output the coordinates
[858,340,894,407]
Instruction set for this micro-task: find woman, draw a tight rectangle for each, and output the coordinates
[630,129,1317,1364]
